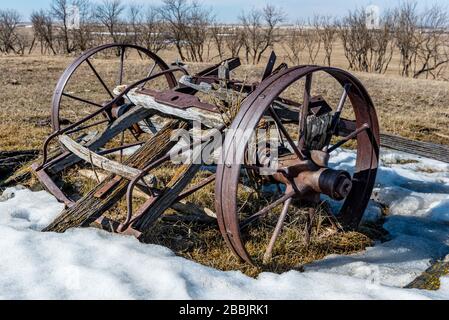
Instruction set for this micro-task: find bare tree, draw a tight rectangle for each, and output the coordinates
[339,8,394,74]
[30,10,57,54]
[393,1,419,77]
[158,0,190,60]
[95,0,125,44]
[210,23,226,60]
[127,3,142,46]
[282,22,305,65]
[314,15,337,66]
[413,5,449,79]
[224,27,244,58]
[73,0,94,51]
[183,2,214,62]
[240,4,285,64]
[304,20,321,64]
[137,6,166,54]
[0,9,21,54]
[51,0,73,53]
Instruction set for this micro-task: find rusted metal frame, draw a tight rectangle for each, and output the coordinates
[31,163,74,207]
[263,197,292,263]
[61,92,104,109]
[124,153,171,230]
[327,123,370,153]
[97,141,145,156]
[118,45,125,86]
[262,51,277,80]
[323,83,352,150]
[175,173,216,202]
[40,67,185,169]
[65,119,110,135]
[216,66,311,262]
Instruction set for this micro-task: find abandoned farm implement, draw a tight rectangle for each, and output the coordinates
[3,43,447,266]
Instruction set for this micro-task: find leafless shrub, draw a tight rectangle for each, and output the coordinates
[224,27,244,58]
[282,22,305,65]
[0,9,22,54]
[413,5,449,79]
[183,2,214,62]
[95,0,125,44]
[158,0,189,61]
[30,10,57,54]
[139,6,167,54]
[239,4,285,64]
[314,15,337,66]
[339,8,394,73]
[304,21,321,64]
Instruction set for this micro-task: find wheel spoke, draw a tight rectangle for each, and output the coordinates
[268,106,305,160]
[327,123,369,153]
[62,92,104,108]
[263,197,292,263]
[86,58,114,99]
[139,62,157,89]
[323,84,352,149]
[118,46,125,86]
[240,190,295,228]
[299,73,312,149]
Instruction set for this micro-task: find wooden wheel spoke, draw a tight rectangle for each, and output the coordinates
[240,191,295,229]
[299,73,313,149]
[118,46,125,86]
[86,58,114,99]
[263,197,292,263]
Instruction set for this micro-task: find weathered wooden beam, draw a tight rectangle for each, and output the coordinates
[49,105,155,174]
[380,133,449,164]
[59,135,154,186]
[43,120,187,233]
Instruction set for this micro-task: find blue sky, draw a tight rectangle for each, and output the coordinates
[1,0,447,23]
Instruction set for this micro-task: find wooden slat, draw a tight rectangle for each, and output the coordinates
[380,133,449,164]
[58,135,154,186]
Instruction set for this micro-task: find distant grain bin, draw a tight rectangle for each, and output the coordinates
[366,5,380,29]
[66,5,80,30]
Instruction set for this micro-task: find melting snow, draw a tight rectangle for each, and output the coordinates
[0,149,448,299]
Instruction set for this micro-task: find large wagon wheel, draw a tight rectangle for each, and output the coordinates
[51,43,177,134]
[215,66,380,265]
[37,44,181,205]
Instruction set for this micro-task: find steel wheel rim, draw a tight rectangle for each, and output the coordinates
[215,66,380,264]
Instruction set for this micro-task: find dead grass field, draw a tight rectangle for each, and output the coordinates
[0,49,447,276]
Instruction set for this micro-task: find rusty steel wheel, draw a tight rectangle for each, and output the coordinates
[51,43,177,136]
[215,66,380,265]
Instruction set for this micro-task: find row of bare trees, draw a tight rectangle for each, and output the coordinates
[1,0,449,80]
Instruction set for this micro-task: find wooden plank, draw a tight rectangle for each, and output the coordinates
[43,120,187,233]
[49,106,155,174]
[380,133,449,164]
[58,135,154,186]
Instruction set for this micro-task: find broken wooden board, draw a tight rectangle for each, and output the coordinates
[43,120,187,233]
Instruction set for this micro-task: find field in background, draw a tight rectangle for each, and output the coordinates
[0,47,448,276]
[1,49,448,152]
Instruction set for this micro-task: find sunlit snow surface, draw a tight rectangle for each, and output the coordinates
[0,149,448,299]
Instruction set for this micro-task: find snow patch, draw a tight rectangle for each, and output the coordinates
[0,148,448,299]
